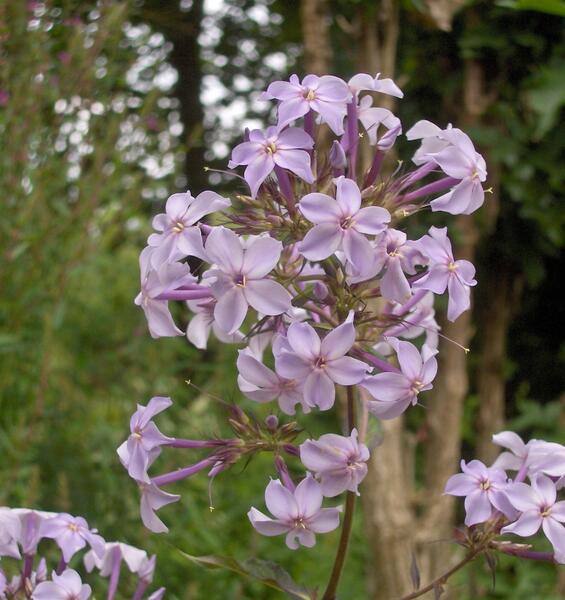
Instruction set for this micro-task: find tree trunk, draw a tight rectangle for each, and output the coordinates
[300,0,332,75]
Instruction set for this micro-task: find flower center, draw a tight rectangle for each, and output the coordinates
[541,506,552,517]
[314,356,326,369]
[265,142,277,154]
[410,379,423,394]
[340,216,354,230]
[479,480,491,491]
[304,88,316,101]
[294,517,308,529]
[448,261,458,271]
[68,523,79,532]
[132,431,142,440]
[234,274,246,287]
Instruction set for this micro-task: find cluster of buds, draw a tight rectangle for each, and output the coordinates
[124,69,564,564]
[445,432,565,562]
[0,507,164,599]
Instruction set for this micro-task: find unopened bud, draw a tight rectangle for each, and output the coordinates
[329,141,347,170]
[265,415,279,430]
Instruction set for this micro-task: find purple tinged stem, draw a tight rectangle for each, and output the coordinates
[493,545,555,563]
[275,456,296,492]
[514,458,529,483]
[151,457,215,487]
[107,546,122,600]
[167,438,226,449]
[394,289,428,316]
[396,162,437,192]
[364,150,384,188]
[56,557,67,575]
[397,176,460,203]
[22,554,33,582]
[354,349,400,373]
[155,289,213,301]
[274,165,296,216]
[346,102,359,180]
[132,579,148,600]
[304,110,314,138]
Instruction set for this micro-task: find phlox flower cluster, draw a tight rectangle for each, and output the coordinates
[123,70,491,549]
[445,431,565,562]
[0,507,164,599]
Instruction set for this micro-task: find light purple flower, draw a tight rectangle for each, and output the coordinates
[138,481,180,534]
[185,298,244,349]
[275,314,369,411]
[502,474,565,560]
[298,176,390,268]
[406,120,451,165]
[445,459,510,526]
[0,508,21,559]
[40,514,105,563]
[375,229,427,304]
[11,509,58,556]
[348,72,403,98]
[248,477,342,549]
[361,338,437,420]
[236,349,304,415]
[357,96,402,150]
[228,127,314,197]
[32,569,91,600]
[205,228,291,334]
[262,74,351,134]
[147,190,230,267]
[135,247,195,338]
[148,588,166,600]
[300,429,369,497]
[84,542,147,577]
[117,396,173,483]
[414,226,477,321]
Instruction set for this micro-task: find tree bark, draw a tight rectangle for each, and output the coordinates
[300,0,332,75]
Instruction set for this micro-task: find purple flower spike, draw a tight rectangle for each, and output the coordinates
[32,569,91,600]
[248,477,342,549]
[205,228,291,334]
[298,176,390,269]
[135,247,195,338]
[40,514,105,563]
[118,396,173,483]
[414,226,477,321]
[236,349,304,415]
[228,126,314,198]
[361,338,437,420]
[502,474,565,558]
[445,459,510,526]
[263,74,351,134]
[147,190,230,267]
[275,314,370,411]
[300,429,369,497]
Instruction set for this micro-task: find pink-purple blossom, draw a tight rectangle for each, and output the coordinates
[147,190,229,267]
[40,514,105,563]
[502,475,565,560]
[414,226,477,321]
[361,338,437,420]
[275,315,369,411]
[298,176,390,268]
[32,569,91,600]
[300,429,369,497]
[248,477,342,549]
[138,481,180,534]
[204,228,291,334]
[445,459,510,526]
[229,127,314,197]
[262,74,351,134]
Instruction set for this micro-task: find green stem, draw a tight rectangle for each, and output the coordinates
[321,387,357,600]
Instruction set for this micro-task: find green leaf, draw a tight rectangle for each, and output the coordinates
[496,0,565,16]
[180,552,315,600]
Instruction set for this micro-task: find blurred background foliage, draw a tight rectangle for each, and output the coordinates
[0,0,563,598]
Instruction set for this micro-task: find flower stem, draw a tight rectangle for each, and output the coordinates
[396,549,480,600]
[321,386,357,600]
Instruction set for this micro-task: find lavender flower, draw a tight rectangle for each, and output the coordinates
[83,542,148,577]
[204,227,291,334]
[263,74,351,134]
[236,349,304,415]
[248,477,342,549]
[300,429,369,497]
[40,514,105,563]
[117,396,173,483]
[138,481,180,534]
[414,226,477,321]
[275,315,369,411]
[228,127,314,197]
[298,176,390,268]
[186,298,243,349]
[445,460,510,526]
[0,508,21,559]
[147,190,229,267]
[361,338,437,420]
[32,569,91,600]
[135,247,195,338]
[502,475,565,560]
[348,72,403,98]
